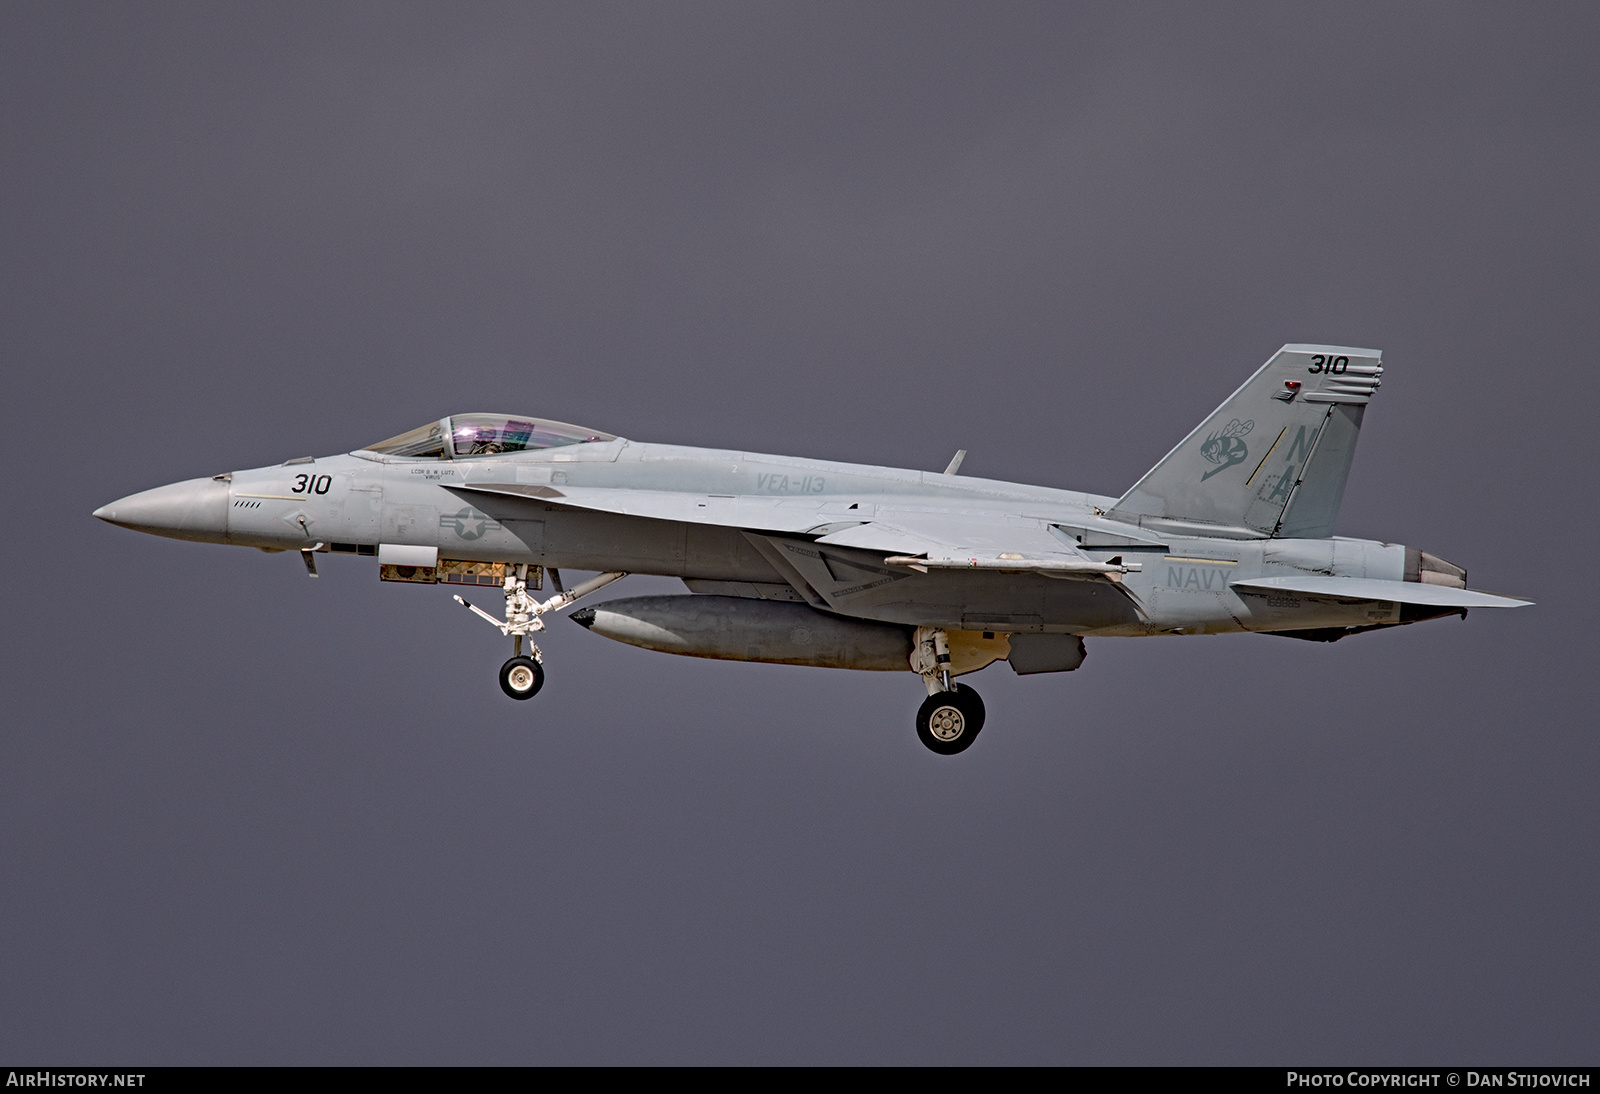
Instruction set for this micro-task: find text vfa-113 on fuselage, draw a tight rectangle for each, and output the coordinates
[93,344,1530,755]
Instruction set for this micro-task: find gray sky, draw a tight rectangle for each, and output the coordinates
[3,1,1596,1063]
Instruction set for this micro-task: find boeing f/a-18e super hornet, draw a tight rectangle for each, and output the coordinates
[94,344,1529,754]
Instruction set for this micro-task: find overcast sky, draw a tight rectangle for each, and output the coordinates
[3,1,1597,1064]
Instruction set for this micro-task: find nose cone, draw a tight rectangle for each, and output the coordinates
[94,476,230,543]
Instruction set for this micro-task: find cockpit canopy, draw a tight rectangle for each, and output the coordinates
[365,414,618,459]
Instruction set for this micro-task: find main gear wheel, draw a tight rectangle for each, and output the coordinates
[915,683,985,754]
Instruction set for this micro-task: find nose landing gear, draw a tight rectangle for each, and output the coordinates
[498,655,545,700]
[454,566,627,700]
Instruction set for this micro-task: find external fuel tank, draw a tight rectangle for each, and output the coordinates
[570,595,914,670]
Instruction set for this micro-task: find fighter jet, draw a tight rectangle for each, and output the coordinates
[93,344,1529,754]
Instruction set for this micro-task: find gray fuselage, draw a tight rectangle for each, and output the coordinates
[168,439,1413,638]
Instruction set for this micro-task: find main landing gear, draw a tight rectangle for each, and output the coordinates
[910,627,986,754]
[454,565,627,701]
[916,684,985,755]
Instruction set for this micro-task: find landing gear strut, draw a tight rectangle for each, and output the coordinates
[454,566,627,700]
[910,626,986,754]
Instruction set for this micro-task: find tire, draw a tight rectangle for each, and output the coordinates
[915,683,985,755]
[498,656,545,700]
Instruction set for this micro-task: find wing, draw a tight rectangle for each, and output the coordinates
[454,482,837,534]
[812,512,1136,577]
[455,481,1146,619]
[455,482,1136,571]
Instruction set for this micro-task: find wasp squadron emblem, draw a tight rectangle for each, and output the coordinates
[1199,418,1253,480]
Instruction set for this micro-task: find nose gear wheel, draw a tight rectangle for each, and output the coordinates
[499,656,545,700]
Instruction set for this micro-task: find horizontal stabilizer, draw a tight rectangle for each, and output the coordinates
[1231,575,1531,608]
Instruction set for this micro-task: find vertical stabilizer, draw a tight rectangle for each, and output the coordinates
[1107,344,1382,538]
